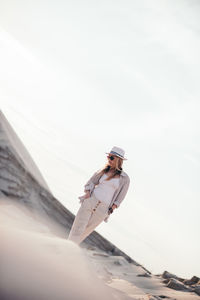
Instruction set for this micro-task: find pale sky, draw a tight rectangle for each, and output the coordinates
[0,0,200,278]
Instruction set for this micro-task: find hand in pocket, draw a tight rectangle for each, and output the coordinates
[78,191,90,203]
[84,190,90,199]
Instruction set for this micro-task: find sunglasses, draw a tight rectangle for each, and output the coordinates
[108,155,115,161]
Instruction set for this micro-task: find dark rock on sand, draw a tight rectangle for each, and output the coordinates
[147,295,176,300]
[194,285,200,296]
[183,275,200,286]
[137,272,151,278]
[166,278,193,292]
[162,278,170,284]
[162,271,184,282]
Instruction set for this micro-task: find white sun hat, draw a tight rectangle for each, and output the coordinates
[106,146,127,160]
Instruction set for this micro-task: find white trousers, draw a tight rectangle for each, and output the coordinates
[67,194,109,245]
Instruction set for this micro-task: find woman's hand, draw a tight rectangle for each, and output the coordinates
[84,190,90,199]
[108,204,117,214]
[112,204,117,210]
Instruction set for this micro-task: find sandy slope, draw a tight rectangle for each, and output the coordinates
[0,199,199,300]
[0,199,117,300]
[82,247,200,300]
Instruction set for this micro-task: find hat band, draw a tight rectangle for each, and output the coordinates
[110,151,124,158]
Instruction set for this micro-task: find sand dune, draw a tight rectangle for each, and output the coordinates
[0,199,118,300]
[1,199,199,300]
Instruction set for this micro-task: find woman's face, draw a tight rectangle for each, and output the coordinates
[107,154,117,168]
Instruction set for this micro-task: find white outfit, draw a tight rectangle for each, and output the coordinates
[93,173,120,206]
[68,174,120,245]
[68,194,109,244]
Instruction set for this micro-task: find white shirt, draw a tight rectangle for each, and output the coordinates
[93,173,120,206]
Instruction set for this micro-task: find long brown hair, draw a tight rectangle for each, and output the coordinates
[98,156,123,180]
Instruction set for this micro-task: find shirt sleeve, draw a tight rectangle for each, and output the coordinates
[84,170,101,193]
[113,176,130,208]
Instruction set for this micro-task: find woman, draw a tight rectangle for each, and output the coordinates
[67,146,130,245]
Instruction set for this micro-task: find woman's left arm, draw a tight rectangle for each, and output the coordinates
[113,176,130,208]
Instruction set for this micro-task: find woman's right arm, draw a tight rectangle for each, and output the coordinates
[84,169,101,194]
[79,170,99,202]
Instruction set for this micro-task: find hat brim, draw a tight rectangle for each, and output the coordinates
[105,152,127,160]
